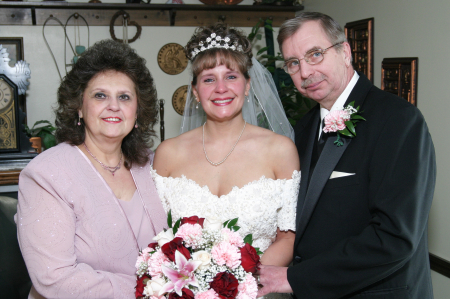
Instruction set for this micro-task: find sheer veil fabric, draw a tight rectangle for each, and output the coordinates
[180,57,295,141]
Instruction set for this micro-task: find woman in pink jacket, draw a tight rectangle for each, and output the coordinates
[16,40,167,299]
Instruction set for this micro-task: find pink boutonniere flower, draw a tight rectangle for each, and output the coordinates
[323,101,366,146]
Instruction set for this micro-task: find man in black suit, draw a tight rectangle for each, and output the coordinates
[257,12,436,299]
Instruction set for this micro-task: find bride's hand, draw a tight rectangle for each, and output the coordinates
[256,265,293,297]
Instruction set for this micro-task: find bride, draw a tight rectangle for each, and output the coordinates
[152,24,300,286]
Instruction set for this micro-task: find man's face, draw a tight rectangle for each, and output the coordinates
[281,21,353,109]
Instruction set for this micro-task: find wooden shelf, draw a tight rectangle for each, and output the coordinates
[0,2,303,27]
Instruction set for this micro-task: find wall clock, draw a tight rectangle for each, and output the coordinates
[0,74,20,152]
[0,44,34,158]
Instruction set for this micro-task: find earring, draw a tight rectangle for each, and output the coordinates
[246,95,249,103]
[135,117,138,128]
[77,116,81,126]
[196,101,199,109]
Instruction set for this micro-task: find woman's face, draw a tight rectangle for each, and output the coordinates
[79,70,138,143]
[193,64,250,122]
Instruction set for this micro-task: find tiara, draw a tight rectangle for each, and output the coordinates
[190,33,244,60]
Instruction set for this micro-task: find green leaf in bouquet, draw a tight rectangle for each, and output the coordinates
[243,234,253,245]
[227,218,239,228]
[167,210,173,228]
[254,247,263,255]
[232,226,240,232]
[344,121,356,136]
[223,220,230,228]
[351,114,366,121]
[173,218,181,234]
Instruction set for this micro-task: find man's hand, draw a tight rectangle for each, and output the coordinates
[256,265,293,297]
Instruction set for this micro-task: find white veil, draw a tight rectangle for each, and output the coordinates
[180,57,294,142]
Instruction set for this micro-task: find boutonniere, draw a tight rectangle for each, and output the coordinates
[323,101,366,147]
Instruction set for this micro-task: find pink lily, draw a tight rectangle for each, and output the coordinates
[159,250,202,296]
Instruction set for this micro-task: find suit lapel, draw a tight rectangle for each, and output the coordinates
[295,109,320,222]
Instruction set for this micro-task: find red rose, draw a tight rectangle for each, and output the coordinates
[148,242,158,250]
[168,288,195,299]
[181,216,205,227]
[210,272,239,299]
[135,274,151,298]
[161,237,190,261]
[240,243,261,274]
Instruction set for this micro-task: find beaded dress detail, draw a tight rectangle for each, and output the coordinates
[151,167,300,253]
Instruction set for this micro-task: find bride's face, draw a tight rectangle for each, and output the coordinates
[193,64,250,122]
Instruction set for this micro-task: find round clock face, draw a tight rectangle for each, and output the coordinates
[0,79,13,112]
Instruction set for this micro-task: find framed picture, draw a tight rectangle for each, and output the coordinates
[0,37,26,115]
[381,57,418,106]
[345,18,374,83]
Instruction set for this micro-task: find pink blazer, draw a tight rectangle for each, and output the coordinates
[16,143,167,299]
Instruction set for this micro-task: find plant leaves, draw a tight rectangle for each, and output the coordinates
[351,114,366,121]
[227,218,238,228]
[257,47,268,56]
[41,134,56,150]
[232,226,240,232]
[345,121,356,136]
[223,220,230,228]
[243,234,253,245]
[173,219,181,234]
[339,128,353,137]
[167,210,173,228]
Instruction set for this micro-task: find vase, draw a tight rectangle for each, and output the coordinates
[29,137,42,154]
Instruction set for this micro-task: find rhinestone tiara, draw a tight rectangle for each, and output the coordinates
[190,32,244,60]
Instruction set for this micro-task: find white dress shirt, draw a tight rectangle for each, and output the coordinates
[318,71,360,139]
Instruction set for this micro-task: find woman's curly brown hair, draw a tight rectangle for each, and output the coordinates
[185,23,253,85]
[55,39,158,169]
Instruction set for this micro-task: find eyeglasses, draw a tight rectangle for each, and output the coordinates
[283,42,344,75]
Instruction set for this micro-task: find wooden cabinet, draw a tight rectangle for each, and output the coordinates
[345,18,374,82]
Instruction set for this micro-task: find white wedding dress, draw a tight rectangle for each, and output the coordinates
[151,166,300,253]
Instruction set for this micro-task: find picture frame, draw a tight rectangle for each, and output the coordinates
[345,18,374,83]
[381,57,418,106]
[0,37,26,115]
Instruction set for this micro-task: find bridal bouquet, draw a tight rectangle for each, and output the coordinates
[135,212,262,299]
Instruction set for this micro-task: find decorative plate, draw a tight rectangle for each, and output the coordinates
[157,43,188,75]
[172,85,189,115]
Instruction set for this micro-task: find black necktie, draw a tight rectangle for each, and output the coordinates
[317,118,328,156]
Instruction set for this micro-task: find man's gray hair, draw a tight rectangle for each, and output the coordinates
[277,12,348,53]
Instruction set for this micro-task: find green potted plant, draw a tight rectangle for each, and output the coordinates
[24,120,57,153]
[248,19,316,126]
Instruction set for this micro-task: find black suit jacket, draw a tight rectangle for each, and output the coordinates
[287,74,436,299]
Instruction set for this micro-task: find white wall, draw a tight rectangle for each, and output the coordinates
[301,0,450,297]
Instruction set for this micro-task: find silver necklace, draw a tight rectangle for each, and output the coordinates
[202,121,246,166]
[83,143,123,176]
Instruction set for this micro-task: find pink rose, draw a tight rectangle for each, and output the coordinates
[237,273,258,299]
[175,223,203,248]
[323,110,350,133]
[221,228,244,248]
[148,248,170,278]
[195,289,221,299]
[211,242,241,269]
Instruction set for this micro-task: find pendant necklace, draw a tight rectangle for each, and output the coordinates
[83,142,123,176]
[202,121,246,166]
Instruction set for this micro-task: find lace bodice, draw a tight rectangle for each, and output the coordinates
[151,167,300,252]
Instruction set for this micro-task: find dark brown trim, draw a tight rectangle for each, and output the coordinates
[430,253,450,279]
